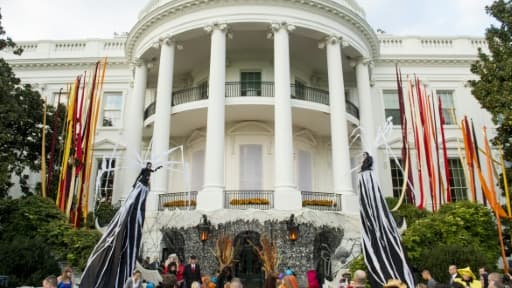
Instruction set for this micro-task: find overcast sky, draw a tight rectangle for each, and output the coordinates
[0,0,498,41]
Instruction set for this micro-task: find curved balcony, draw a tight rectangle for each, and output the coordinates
[143,81,359,120]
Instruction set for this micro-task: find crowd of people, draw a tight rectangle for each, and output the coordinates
[41,261,512,288]
[139,253,303,288]
[378,265,511,288]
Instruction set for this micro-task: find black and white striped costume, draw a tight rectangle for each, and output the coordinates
[358,169,415,288]
[80,182,148,288]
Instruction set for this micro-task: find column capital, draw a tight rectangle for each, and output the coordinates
[270,22,296,33]
[357,57,373,66]
[131,58,146,67]
[159,36,174,46]
[151,36,175,49]
[318,35,343,49]
[204,22,229,33]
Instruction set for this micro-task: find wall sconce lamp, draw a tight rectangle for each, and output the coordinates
[286,214,299,242]
[197,214,211,242]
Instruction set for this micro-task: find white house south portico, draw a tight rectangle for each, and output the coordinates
[3,0,494,285]
[123,0,379,213]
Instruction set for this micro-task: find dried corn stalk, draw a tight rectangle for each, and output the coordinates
[249,234,279,277]
[213,234,235,270]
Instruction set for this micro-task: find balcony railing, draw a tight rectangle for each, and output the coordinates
[172,85,208,106]
[224,190,274,210]
[301,191,342,211]
[158,191,198,211]
[142,81,360,119]
[144,102,155,120]
[345,101,359,118]
[291,84,329,105]
[225,81,275,97]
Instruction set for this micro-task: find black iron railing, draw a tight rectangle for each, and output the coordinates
[301,191,342,211]
[143,102,156,120]
[226,81,275,97]
[172,86,209,106]
[345,100,359,119]
[142,82,360,119]
[291,84,329,105]
[158,191,198,211]
[224,190,274,210]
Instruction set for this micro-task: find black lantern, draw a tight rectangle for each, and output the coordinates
[197,214,211,242]
[286,214,299,242]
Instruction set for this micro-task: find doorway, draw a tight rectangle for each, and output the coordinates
[234,231,264,288]
[161,228,185,264]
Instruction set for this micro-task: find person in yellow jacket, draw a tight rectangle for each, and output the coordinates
[453,267,481,288]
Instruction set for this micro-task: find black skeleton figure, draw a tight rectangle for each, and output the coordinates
[133,162,163,187]
[360,152,373,172]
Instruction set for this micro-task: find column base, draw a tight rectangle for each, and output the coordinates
[197,186,224,211]
[341,192,359,215]
[274,186,302,210]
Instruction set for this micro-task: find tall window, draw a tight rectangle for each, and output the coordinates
[241,72,261,96]
[239,144,262,189]
[437,90,456,125]
[97,158,115,203]
[298,150,312,191]
[389,159,403,198]
[191,150,205,191]
[448,158,468,201]
[102,92,123,127]
[383,89,401,125]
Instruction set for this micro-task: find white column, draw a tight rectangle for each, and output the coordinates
[325,36,357,214]
[272,23,301,210]
[149,38,175,211]
[197,24,227,211]
[356,59,376,152]
[123,59,147,197]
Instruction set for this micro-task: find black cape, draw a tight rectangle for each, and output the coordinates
[358,170,414,287]
[80,182,148,288]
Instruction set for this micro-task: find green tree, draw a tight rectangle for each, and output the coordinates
[386,197,431,226]
[470,0,512,192]
[402,201,499,282]
[0,11,65,198]
[0,196,101,286]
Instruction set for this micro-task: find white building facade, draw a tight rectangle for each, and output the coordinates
[2,0,494,285]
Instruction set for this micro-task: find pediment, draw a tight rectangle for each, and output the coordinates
[228,121,273,135]
[94,138,126,150]
[186,129,206,146]
[294,129,317,146]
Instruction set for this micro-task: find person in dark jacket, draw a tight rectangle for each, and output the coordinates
[183,255,202,288]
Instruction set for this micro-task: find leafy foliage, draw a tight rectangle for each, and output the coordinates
[0,196,101,286]
[0,11,65,198]
[0,236,60,287]
[386,197,431,226]
[470,0,512,195]
[402,201,499,281]
[95,202,119,226]
[350,201,499,284]
[348,254,367,274]
[418,244,492,283]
